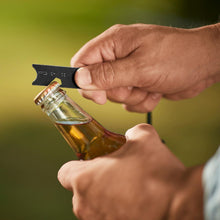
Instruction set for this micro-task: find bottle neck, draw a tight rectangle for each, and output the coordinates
[40,89,92,124]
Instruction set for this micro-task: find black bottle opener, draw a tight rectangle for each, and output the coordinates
[32,64,80,88]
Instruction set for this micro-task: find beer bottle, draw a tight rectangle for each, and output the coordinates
[34,81,126,160]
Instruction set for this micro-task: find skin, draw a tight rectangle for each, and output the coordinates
[58,124,204,220]
[58,23,220,219]
[72,23,220,112]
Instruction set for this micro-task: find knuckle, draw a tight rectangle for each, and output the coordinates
[134,123,156,139]
[70,55,81,67]
[73,196,93,220]
[74,172,90,194]
[123,104,135,112]
[140,98,158,113]
[123,103,151,113]
[80,90,92,99]
[142,105,154,113]
[125,123,157,147]
[116,94,128,103]
[137,106,151,113]
[73,202,85,219]
[108,87,130,103]
[106,24,127,39]
[57,161,71,181]
[109,24,124,32]
[73,172,84,189]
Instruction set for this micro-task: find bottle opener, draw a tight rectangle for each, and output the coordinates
[32,64,80,88]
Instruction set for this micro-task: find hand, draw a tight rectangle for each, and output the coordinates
[58,124,203,220]
[71,23,220,113]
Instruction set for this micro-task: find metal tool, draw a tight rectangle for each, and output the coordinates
[32,64,79,88]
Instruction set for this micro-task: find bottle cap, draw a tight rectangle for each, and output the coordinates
[34,81,61,105]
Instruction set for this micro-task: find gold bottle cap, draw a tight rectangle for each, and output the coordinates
[34,81,61,105]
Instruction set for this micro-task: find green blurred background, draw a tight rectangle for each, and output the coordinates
[1,0,220,219]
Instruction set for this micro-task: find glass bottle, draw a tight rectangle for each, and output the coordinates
[34,81,126,160]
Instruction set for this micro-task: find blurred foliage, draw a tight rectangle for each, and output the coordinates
[0,0,220,219]
[179,0,220,24]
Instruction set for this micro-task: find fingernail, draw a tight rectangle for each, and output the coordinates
[151,93,161,100]
[76,68,92,87]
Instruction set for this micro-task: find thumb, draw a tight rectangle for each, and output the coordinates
[125,123,159,142]
[75,57,137,90]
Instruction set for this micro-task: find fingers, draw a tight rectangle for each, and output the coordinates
[79,87,161,112]
[123,92,162,113]
[58,124,159,192]
[78,89,107,105]
[124,123,163,156]
[79,86,145,105]
[106,87,146,105]
[57,160,90,191]
[71,24,147,90]
[74,57,139,89]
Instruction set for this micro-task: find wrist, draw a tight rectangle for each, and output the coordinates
[208,23,220,82]
[197,23,220,81]
[168,165,204,220]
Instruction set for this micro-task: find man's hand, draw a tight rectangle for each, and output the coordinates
[71,23,220,112]
[58,124,204,220]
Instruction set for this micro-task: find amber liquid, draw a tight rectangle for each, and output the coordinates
[55,119,126,160]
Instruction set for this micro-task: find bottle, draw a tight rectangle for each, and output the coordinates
[34,81,126,160]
